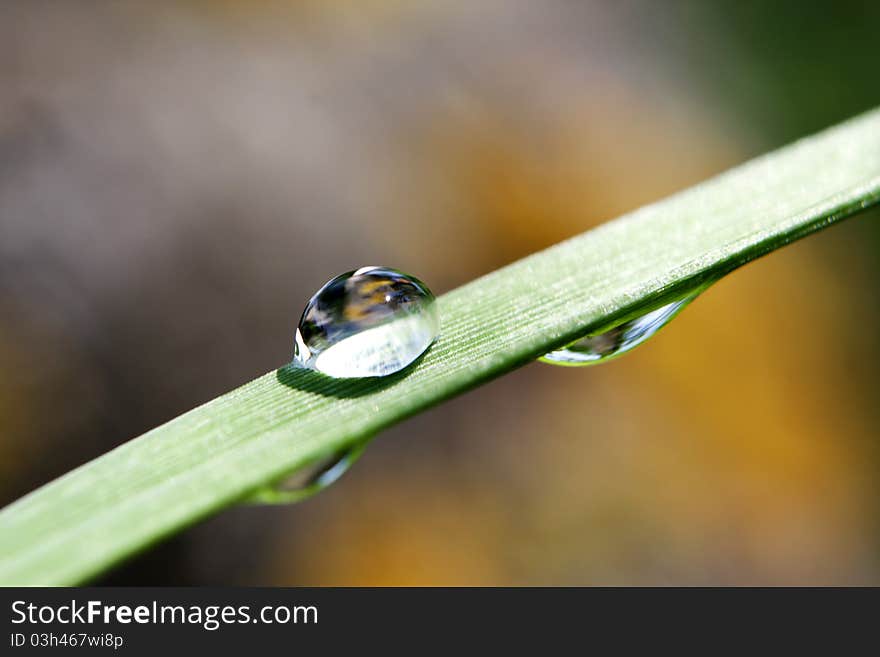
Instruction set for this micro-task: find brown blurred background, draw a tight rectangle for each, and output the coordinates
[1,0,879,585]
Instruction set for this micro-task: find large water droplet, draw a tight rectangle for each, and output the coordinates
[293,266,439,378]
[540,290,701,366]
[249,444,365,505]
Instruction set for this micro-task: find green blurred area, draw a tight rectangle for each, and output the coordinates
[1,0,878,584]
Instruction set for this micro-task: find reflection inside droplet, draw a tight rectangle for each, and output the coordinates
[293,266,439,378]
[541,289,702,366]
[249,443,365,505]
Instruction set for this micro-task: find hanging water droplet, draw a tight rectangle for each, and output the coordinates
[249,444,365,505]
[293,266,439,378]
[540,289,702,366]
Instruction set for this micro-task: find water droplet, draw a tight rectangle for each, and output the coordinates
[293,266,439,378]
[249,444,365,505]
[540,289,702,366]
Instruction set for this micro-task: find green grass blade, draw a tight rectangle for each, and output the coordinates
[2,109,879,586]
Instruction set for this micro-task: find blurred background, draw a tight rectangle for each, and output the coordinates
[1,0,879,585]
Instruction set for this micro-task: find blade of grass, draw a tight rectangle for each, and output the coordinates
[2,109,879,585]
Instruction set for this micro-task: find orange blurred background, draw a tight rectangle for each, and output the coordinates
[1,0,878,584]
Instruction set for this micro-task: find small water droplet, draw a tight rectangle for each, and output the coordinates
[249,444,365,505]
[293,266,439,378]
[541,289,702,366]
